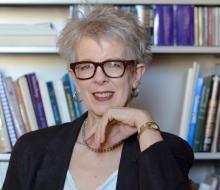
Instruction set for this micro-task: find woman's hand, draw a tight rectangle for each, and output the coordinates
[84,107,163,151]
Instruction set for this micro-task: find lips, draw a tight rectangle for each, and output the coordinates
[92,91,114,101]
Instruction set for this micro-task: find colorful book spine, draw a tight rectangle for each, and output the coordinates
[62,78,76,121]
[38,80,55,127]
[153,5,174,46]
[62,73,80,118]
[47,81,62,125]
[203,75,220,152]
[175,5,194,46]
[193,75,212,152]
[187,77,203,146]
[3,76,26,138]
[53,80,71,123]
[0,73,16,146]
[25,73,47,129]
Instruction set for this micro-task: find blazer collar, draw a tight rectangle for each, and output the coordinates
[34,112,140,190]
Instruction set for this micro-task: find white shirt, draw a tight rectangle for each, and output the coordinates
[63,170,118,190]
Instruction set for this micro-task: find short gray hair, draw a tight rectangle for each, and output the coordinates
[57,6,151,66]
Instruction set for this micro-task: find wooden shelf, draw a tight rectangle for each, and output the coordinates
[0,0,220,5]
[0,153,10,161]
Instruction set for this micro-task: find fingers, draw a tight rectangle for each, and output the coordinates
[84,125,96,140]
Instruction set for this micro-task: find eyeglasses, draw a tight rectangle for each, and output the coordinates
[70,59,137,80]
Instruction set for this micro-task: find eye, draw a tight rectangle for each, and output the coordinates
[109,61,123,68]
[77,63,93,71]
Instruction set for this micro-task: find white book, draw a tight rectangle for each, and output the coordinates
[38,80,55,127]
[0,73,16,146]
[53,80,71,123]
[179,62,200,140]
[18,77,38,131]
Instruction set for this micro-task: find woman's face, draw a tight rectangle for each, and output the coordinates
[70,37,145,116]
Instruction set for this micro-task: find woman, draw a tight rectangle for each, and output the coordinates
[3,6,194,190]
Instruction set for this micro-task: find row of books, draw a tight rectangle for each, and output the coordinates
[179,63,220,152]
[0,72,87,153]
[70,4,220,47]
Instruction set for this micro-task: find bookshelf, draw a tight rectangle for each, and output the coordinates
[0,1,220,188]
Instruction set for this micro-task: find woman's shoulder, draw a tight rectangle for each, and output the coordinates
[160,131,194,171]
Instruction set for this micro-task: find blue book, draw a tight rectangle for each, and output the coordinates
[175,5,194,46]
[187,77,204,146]
[0,72,17,146]
[25,73,47,129]
[153,5,174,46]
[62,73,80,118]
[47,81,62,125]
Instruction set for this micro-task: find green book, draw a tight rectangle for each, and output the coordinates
[193,75,213,152]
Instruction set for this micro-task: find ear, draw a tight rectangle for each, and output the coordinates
[132,63,145,89]
[69,69,80,93]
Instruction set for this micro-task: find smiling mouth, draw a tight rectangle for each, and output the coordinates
[93,91,114,101]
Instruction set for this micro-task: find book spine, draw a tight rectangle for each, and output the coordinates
[208,7,213,46]
[193,76,212,152]
[198,6,203,46]
[194,6,199,46]
[53,80,71,123]
[38,80,55,127]
[25,73,47,129]
[66,73,81,118]
[176,5,194,46]
[63,80,76,121]
[0,97,12,152]
[0,73,16,146]
[187,77,203,146]
[14,81,31,133]
[47,81,62,125]
[203,75,220,152]
[3,77,26,138]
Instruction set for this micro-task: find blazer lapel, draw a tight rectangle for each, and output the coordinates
[116,134,140,190]
[33,113,87,190]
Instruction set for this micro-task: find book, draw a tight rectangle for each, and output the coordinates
[179,62,200,140]
[62,73,81,118]
[17,76,38,131]
[0,23,57,47]
[3,76,26,138]
[25,73,47,129]
[187,77,203,146]
[153,5,174,46]
[0,98,12,153]
[203,75,220,152]
[46,81,62,125]
[62,77,76,121]
[194,6,199,46]
[53,80,71,123]
[193,75,213,152]
[14,81,31,133]
[0,72,16,146]
[38,80,56,127]
[175,5,194,46]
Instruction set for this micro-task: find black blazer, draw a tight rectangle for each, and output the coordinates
[3,113,194,190]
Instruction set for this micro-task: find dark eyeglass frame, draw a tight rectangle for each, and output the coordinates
[70,59,137,80]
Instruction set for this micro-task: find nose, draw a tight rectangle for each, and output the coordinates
[93,65,108,84]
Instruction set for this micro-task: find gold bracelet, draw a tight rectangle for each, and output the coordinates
[137,121,160,140]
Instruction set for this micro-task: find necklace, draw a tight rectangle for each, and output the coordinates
[82,118,123,153]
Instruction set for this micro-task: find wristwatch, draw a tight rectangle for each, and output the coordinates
[137,121,160,140]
